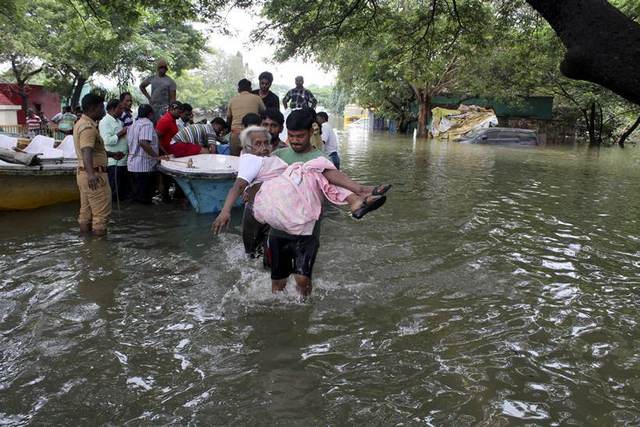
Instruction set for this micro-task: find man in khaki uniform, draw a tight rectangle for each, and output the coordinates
[73,93,124,236]
[227,78,265,156]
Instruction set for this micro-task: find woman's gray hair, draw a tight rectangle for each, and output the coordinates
[239,126,271,150]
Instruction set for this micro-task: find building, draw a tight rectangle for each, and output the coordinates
[0,92,21,126]
[0,83,61,124]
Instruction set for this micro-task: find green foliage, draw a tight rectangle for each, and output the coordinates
[173,51,252,110]
[1,0,210,106]
[258,0,495,134]
[462,1,640,145]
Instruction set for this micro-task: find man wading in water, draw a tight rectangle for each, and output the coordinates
[213,109,391,299]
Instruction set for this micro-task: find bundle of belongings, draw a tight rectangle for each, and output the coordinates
[0,147,41,166]
[430,105,499,140]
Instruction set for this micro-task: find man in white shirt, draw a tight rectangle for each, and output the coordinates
[317,112,340,169]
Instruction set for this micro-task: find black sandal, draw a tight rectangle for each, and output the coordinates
[352,195,387,219]
[372,184,392,196]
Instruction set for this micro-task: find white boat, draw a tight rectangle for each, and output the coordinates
[159,154,240,214]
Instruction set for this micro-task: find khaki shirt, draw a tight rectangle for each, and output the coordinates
[73,114,108,168]
[228,92,266,129]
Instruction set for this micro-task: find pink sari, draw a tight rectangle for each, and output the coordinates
[253,156,352,235]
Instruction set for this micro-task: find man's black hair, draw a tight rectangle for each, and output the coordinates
[242,113,262,128]
[138,104,154,119]
[238,78,252,92]
[63,105,72,113]
[317,111,329,121]
[211,117,227,128]
[261,108,284,126]
[286,108,315,131]
[106,98,121,111]
[181,103,193,112]
[119,91,132,101]
[81,93,105,112]
[258,71,274,83]
[169,100,183,110]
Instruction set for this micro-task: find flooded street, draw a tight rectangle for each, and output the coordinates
[2,130,640,424]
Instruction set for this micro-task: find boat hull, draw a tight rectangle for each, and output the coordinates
[172,176,239,214]
[0,173,78,210]
[158,155,241,214]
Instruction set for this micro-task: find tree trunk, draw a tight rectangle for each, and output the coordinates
[417,92,431,138]
[398,113,408,133]
[70,76,87,109]
[17,80,29,114]
[588,101,598,146]
[525,0,640,106]
[617,115,640,148]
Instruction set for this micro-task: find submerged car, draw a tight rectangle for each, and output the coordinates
[459,127,539,145]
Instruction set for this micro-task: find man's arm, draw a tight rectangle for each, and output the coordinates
[139,77,152,102]
[212,178,249,233]
[138,140,158,158]
[169,79,177,103]
[80,147,101,190]
[320,123,329,144]
[308,90,317,109]
[282,90,291,109]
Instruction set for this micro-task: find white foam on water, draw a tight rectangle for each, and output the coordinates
[126,376,154,391]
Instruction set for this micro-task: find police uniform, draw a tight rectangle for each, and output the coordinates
[73,114,111,232]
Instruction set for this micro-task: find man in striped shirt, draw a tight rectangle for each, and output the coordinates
[127,104,160,204]
[26,109,42,135]
[169,123,216,157]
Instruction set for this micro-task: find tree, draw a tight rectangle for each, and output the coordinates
[258,0,494,136]
[254,0,640,112]
[525,0,640,106]
[174,51,253,111]
[0,0,43,113]
[463,2,640,146]
[2,0,208,108]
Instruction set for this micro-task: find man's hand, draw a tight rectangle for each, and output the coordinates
[157,155,171,161]
[212,211,231,234]
[87,173,101,190]
[117,127,127,137]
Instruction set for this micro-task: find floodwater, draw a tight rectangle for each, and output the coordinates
[2,129,640,425]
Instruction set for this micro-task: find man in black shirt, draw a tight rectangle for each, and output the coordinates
[252,71,280,110]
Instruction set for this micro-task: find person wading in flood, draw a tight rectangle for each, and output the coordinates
[213,110,391,299]
[73,93,125,236]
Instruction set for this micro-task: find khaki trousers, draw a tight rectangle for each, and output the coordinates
[77,171,112,231]
[230,128,242,156]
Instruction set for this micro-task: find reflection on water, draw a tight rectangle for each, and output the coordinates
[2,134,640,424]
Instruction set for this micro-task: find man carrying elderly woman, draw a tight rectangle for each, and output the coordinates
[212,109,391,299]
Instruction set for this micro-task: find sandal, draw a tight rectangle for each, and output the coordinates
[372,184,392,196]
[352,195,387,219]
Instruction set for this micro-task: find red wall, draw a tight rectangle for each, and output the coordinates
[0,84,61,125]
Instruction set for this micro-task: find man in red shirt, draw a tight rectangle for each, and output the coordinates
[155,101,182,154]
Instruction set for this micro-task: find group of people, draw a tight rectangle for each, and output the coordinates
[26,105,82,137]
[71,58,385,298]
[211,108,390,299]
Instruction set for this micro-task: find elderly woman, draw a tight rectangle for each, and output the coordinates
[212,126,388,239]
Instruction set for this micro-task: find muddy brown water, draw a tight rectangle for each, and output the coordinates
[1,129,640,425]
